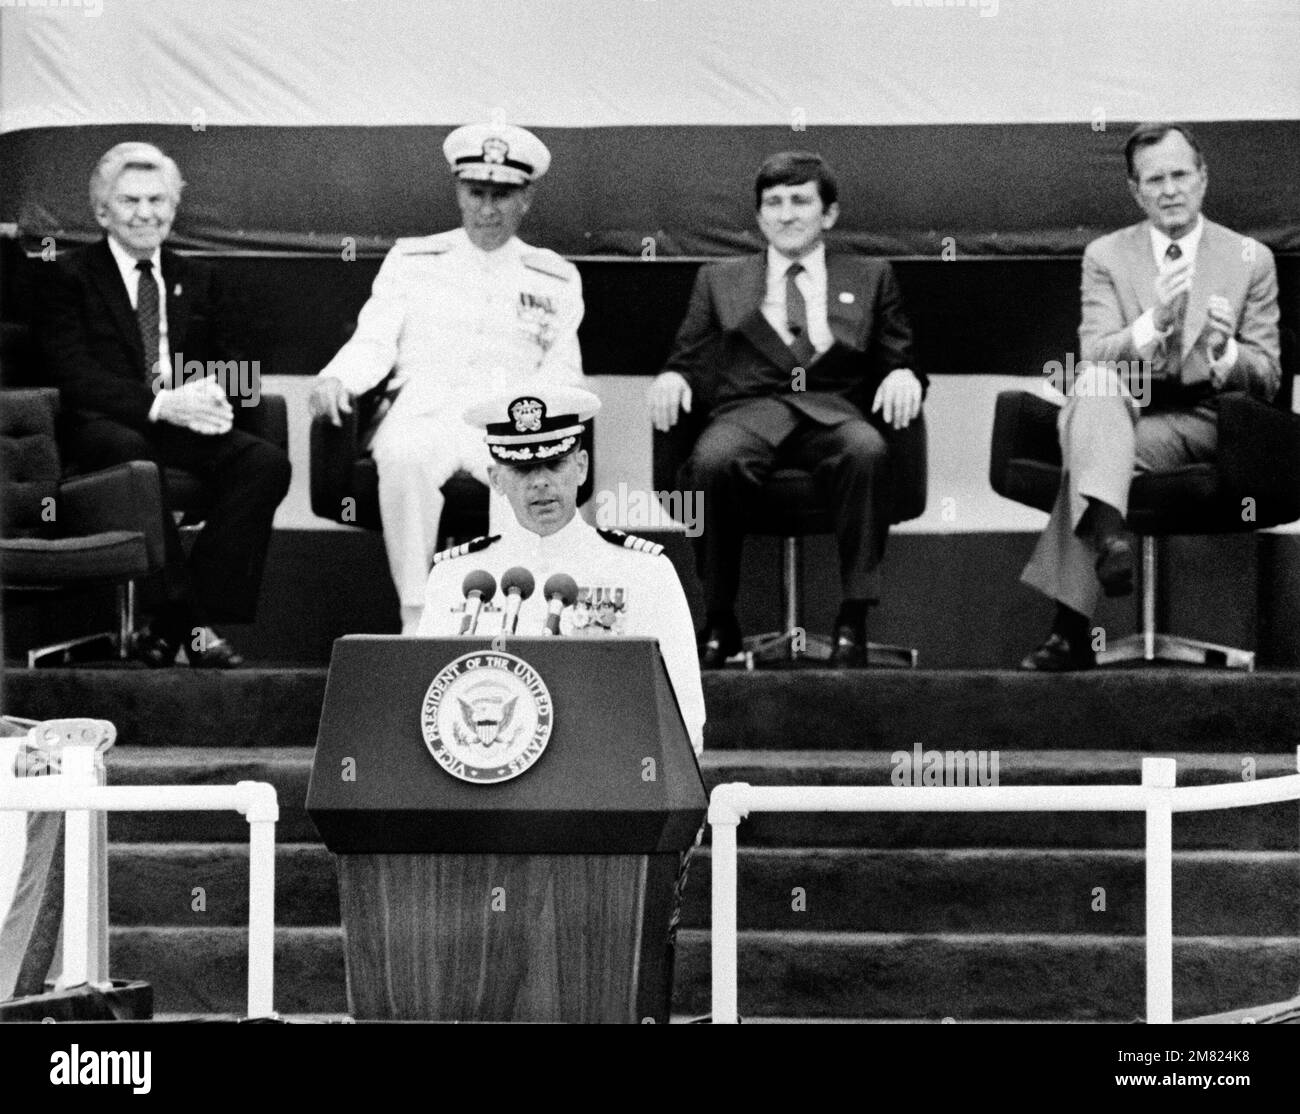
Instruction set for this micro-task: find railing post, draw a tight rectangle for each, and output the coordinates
[240,779,279,1019]
[246,816,276,1018]
[57,744,98,990]
[1143,757,1177,1024]
[709,784,747,1025]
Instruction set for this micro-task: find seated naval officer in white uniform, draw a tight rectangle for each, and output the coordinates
[417,386,705,756]
[311,123,584,634]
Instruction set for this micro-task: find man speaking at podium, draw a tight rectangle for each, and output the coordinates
[416,386,705,755]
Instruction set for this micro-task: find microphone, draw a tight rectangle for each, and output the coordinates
[460,570,497,635]
[542,573,579,636]
[499,567,536,634]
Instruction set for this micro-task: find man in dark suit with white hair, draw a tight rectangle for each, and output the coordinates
[38,141,291,668]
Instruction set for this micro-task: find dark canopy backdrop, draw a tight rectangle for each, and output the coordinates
[2,0,1298,258]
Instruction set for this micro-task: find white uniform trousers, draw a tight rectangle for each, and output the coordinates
[370,412,508,629]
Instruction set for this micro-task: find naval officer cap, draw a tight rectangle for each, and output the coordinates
[443,122,551,186]
[464,385,601,464]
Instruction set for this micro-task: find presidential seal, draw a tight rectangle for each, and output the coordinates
[420,651,553,784]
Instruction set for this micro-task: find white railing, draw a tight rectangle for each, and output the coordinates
[708,751,1300,1025]
[1,733,279,1019]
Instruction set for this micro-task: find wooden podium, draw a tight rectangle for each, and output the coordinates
[307,636,707,1023]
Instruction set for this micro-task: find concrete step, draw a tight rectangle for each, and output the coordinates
[10,667,1300,753]
[102,748,1300,849]
[108,926,1300,1021]
[107,844,1300,936]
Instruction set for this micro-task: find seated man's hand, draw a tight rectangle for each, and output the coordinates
[1151,255,1193,334]
[648,371,692,432]
[309,376,355,427]
[872,368,923,430]
[1199,295,1236,385]
[155,377,233,436]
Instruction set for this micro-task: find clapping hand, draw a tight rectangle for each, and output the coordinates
[1152,255,1194,334]
[1198,295,1235,385]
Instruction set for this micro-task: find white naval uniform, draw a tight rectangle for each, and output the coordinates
[416,515,705,756]
[319,228,584,614]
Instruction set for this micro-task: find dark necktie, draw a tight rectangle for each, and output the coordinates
[136,259,161,378]
[785,262,816,366]
[1162,241,1185,380]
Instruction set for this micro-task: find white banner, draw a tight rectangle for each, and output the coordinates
[2,0,1298,133]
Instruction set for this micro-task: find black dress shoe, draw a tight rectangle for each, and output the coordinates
[131,624,182,668]
[1019,632,1095,672]
[1095,536,1134,597]
[827,624,868,669]
[698,623,741,669]
[186,630,246,669]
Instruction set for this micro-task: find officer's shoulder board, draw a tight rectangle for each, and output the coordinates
[520,248,575,282]
[431,534,501,566]
[394,231,456,257]
[597,528,664,556]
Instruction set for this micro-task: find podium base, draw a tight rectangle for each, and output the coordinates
[338,852,685,1023]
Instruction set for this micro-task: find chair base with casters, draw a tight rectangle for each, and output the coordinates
[739,535,919,670]
[1094,535,1254,671]
[989,387,1300,672]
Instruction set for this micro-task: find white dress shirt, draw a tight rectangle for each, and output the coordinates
[107,236,178,423]
[762,242,833,356]
[107,234,170,375]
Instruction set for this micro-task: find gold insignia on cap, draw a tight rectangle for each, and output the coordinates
[510,397,544,433]
[482,137,508,165]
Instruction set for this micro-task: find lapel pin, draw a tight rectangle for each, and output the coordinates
[838,291,855,304]
[173,284,182,297]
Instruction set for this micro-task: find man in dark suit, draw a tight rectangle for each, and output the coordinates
[649,151,925,668]
[37,142,291,667]
[1019,123,1280,670]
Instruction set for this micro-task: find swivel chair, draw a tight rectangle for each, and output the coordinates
[654,405,927,669]
[1,388,167,666]
[989,369,1300,670]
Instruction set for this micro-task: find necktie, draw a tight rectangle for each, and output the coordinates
[785,262,816,366]
[136,259,161,379]
[1162,241,1185,380]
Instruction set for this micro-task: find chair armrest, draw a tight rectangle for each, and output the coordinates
[885,411,928,523]
[0,323,39,386]
[234,392,288,451]
[0,387,60,435]
[1216,392,1300,526]
[652,409,709,497]
[58,461,167,571]
[310,407,361,523]
[989,389,1062,500]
